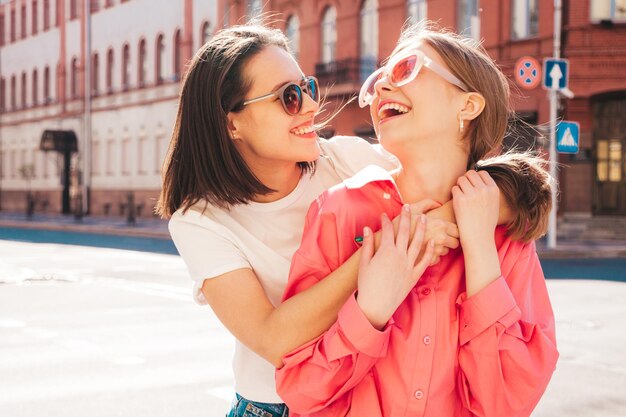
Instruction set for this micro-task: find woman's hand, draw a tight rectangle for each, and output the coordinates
[452,170,502,297]
[356,205,434,329]
[419,202,460,264]
[452,170,499,247]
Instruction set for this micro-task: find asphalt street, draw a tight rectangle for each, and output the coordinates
[0,238,625,417]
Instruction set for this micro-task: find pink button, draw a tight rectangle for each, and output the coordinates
[423,336,431,345]
[414,390,424,399]
[421,287,431,296]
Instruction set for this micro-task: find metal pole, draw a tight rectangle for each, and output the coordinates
[82,0,92,215]
[547,0,562,249]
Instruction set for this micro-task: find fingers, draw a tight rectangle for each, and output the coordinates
[446,222,460,239]
[463,170,485,187]
[456,175,472,193]
[477,170,497,186]
[380,213,395,247]
[395,204,412,250]
[407,214,426,262]
[359,227,374,268]
[410,199,442,215]
[443,235,460,250]
[413,239,435,278]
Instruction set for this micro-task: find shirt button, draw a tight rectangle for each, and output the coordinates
[423,336,431,345]
[414,390,424,399]
[421,287,431,296]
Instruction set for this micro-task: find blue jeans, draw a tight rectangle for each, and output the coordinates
[226,393,289,417]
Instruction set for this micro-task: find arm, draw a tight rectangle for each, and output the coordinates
[456,244,558,416]
[452,170,558,415]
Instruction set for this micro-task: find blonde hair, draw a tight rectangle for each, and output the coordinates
[395,23,511,169]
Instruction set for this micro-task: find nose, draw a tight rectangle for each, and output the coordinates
[300,90,319,115]
[373,74,394,101]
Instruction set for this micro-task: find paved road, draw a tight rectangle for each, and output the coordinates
[1,239,625,417]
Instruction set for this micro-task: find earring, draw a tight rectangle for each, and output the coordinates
[459,117,464,133]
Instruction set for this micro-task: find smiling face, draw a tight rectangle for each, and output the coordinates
[228,45,321,171]
[369,42,468,159]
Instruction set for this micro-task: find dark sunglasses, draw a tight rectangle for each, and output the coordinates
[242,76,320,115]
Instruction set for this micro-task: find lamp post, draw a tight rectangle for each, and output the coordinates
[81,0,92,216]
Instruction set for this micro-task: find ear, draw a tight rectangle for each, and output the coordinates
[226,111,242,140]
[459,92,485,122]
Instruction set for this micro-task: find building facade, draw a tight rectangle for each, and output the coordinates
[0,0,217,216]
[1,0,625,218]
[222,0,626,217]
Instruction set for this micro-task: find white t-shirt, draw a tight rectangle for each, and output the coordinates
[169,136,398,403]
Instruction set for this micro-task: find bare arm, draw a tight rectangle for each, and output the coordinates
[201,250,361,367]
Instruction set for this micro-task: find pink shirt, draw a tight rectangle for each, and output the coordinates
[276,165,558,417]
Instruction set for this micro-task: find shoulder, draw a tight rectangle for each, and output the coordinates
[319,136,399,177]
[495,226,538,272]
[168,202,231,240]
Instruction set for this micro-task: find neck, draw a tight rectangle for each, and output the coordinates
[393,142,469,204]
[250,162,302,203]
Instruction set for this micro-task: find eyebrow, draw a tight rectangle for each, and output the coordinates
[269,75,306,92]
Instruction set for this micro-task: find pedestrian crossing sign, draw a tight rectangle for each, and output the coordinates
[556,121,580,154]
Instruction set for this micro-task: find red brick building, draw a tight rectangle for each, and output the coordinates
[221,0,626,217]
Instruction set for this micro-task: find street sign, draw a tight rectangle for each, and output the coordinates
[514,56,541,90]
[543,58,569,90]
[556,121,580,154]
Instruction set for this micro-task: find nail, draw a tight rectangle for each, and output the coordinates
[403,204,410,212]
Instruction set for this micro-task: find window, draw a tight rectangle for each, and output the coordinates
[11,75,16,109]
[91,0,100,12]
[138,134,150,174]
[0,14,5,46]
[512,0,538,39]
[173,29,181,81]
[106,0,115,7]
[43,66,50,103]
[200,20,211,45]
[156,34,165,84]
[70,0,78,20]
[321,7,337,64]
[92,139,100,176]
[458,0,480,39]
[247,0,263,19]
[43,0,50,30]
[591,0,626,21]
[32,0,38,35]
[21,4,26,38]
[407,0,427,25]
[122,43,130,90]
[92,53,99,95]
[285,15,300,60]
[106,48,114,93]
[32,69,38,105]
[0,77,5,111]
[360,0,378,82]
[138,38,147,87]
[21,72,27,108]
[106,139,115,175]
[71,57,79,98]
[10,9,15,42]
[121,137,131,175]
[597,140,623,182]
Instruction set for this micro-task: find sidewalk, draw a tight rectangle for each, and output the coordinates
[1,211,626,258]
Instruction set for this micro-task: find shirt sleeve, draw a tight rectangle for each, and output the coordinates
[169,212,250,305]
[276,192,392,414]
[455,241,559,417]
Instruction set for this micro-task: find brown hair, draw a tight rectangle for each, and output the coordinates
[155,24,314,219]
[395,23,511,169]
[476,153,553,242]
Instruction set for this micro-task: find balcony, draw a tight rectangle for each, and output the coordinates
[315,57,378,95]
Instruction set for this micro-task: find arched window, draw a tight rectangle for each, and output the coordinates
[0,77,5,111]
[285,15,300,60]
[32,68,38,105]
[360,0,378,82]
[106,48,114,93]
[200,21,211,46]
[321,7,337,64]
[407,0,427,25]
[32,0,38,35]
[138,38,147,87]
[21,71,27,107]
[173,29,181,81]
[92,53,99,95]
[70,0,78,20]
[43,66,50,103]
[122,43,130,90]
[156,34,165,84]
[71,57,79,98]
[43,0,50,30]
[10,75,16,109]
